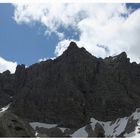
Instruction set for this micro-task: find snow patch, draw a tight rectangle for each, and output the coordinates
[124,109,140,137]
[72,108,140,137]
[59,127,68,133]
[124,121,140,138]
[30,108,140,137]
[90,117,128,137]
[0,103,11,113]
[35,131,39,137]
[71,126,88,137]
[30,122,57,130]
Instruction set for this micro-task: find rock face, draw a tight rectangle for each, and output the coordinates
[0,71,15,108]
[84,123,105,137]
[0,111,35,137]
[1,42,140,130]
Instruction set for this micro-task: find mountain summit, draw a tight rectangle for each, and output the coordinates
[0,42,140,133]
[68,41,79,50]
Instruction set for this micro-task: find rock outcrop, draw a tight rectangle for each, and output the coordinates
[0,42,140,130]
[0,111,35,137]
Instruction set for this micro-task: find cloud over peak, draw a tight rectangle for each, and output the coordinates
[13,3,140,63]
[0,57,17,73]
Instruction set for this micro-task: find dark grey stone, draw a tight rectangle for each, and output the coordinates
[0,111,35,137]
[0,42,140,131]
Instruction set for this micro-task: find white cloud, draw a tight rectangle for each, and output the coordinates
[55,39,74,56]
[38,57,55,62]
[38,57,47,62]
[0,57,17,73]
[13,3,140,63]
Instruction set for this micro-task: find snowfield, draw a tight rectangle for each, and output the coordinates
[29,108,140,137]
[72,108,140,137]
[0,103,10,113]
[1,103,140,137]
[30,122,58,129]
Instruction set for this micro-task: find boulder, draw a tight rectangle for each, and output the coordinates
[0,111,35,137]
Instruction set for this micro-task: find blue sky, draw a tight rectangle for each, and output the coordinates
[0,3,80,66]
[0,4,59,65]
[0,3,140,73]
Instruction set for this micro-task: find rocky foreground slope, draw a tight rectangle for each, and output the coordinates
[0,105,34,137]
[0,42,140,137]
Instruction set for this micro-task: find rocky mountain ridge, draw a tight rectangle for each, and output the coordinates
[0,42,140,135]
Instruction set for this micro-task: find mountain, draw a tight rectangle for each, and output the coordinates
[0,104,35,137]
[0,42,140,137]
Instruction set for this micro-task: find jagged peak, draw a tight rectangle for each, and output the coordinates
[104,51,128,62]
[59,42,96,62]
[67,42,88,53]
[15,64,26,75]
[2,70,11,75]
[110,52,127,61]
[116,52,127,60]
[67,41,79,51]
